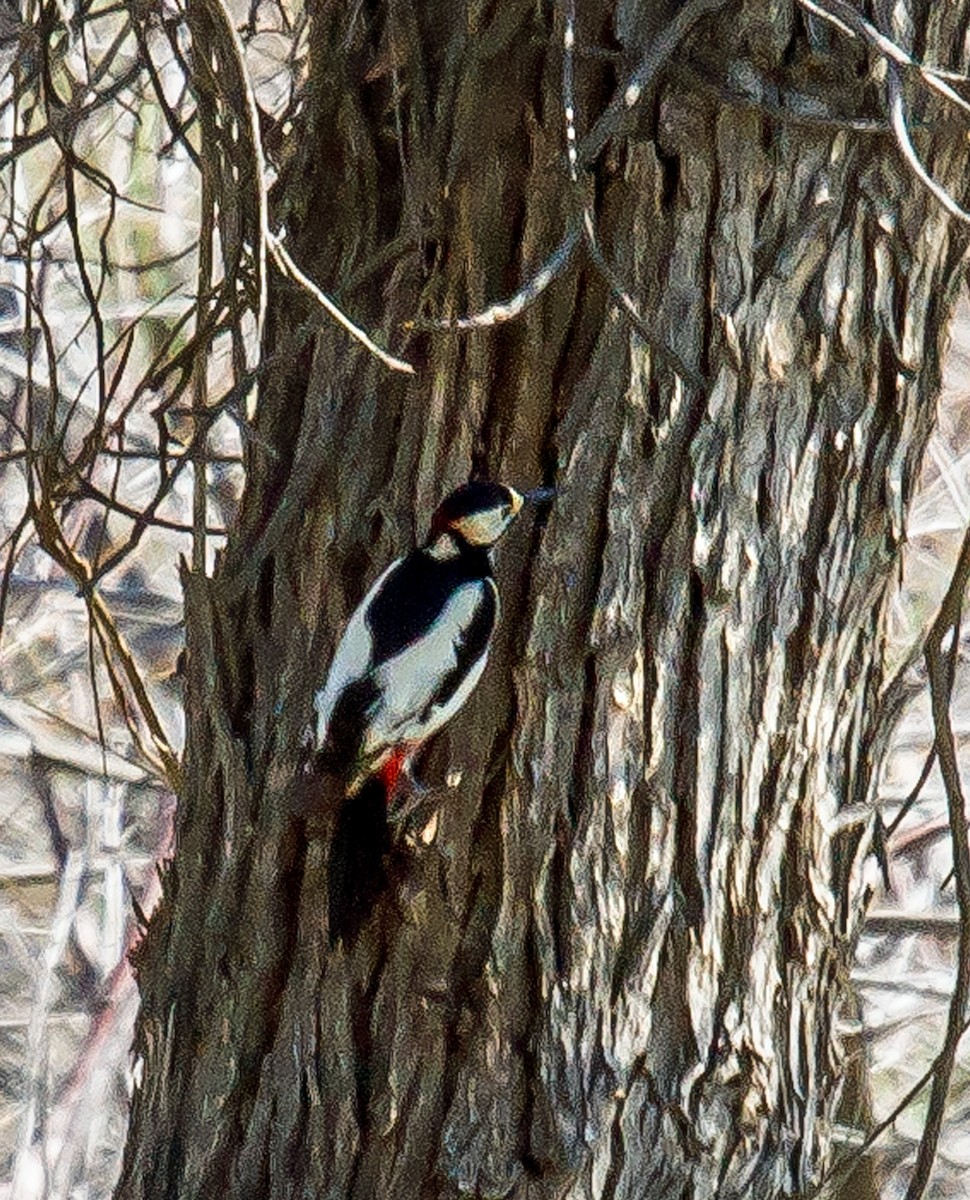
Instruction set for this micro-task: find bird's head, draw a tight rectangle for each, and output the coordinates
[428,481,555,549]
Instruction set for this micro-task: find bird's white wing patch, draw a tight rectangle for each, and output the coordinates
[314,558,402,746]
[363,579,497,755]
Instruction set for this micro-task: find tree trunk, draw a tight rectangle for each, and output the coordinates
[117,2,970,1197]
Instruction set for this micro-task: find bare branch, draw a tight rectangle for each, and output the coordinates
[679,59,889,133]
[905,526,970,1200]
[30,501,180,786]
[192,144,216,574]
[90,611,170,780]
[86,604,110,780]
[194,0,267,352]
[131,13,203,172]
[887,67,970,225]
[0,512,33,646]
[886,747,937,837]
[73,476,227,536]
[408,227,582,332]
[268,233,416,374]
[560,5,707,391]
[580,211,708,390]
[814,1014,970,1198]
[577,0,731,166]
[798,0,970,122]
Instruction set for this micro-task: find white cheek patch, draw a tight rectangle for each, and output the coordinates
[455,511,504,545]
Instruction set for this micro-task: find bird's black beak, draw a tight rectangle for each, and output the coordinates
[523,486,556,505]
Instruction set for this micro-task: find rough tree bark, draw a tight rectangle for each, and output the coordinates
[117,2,970,1198]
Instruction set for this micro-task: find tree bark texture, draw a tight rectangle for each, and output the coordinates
[118,2,970,1198]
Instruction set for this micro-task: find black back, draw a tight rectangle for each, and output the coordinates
[366,543,494,664]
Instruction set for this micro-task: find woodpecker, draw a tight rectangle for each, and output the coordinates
[314,480,554,940]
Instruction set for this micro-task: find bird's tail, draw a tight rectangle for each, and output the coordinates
[327,773,391,946]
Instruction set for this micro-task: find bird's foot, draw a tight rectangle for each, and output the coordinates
[402,757,432,795]
[387,780,440,828]
[388,767,466,846]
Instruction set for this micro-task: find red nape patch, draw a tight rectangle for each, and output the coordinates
[378,746,411,799]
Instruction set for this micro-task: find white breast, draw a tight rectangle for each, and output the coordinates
[360,578,497,756]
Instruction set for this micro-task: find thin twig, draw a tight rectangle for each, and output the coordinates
[407,227,582,332]
[130,12,203,171]
[90,586,179,785]
[560,5,708,391]
[904,526,970,1200]
[196,0,267,351]
[73,476,227,536]
[798,0,970,121]
[886,747,937,836]
[97,446,243,464]
[888,65,970,225]
[0,512,32,651]
[811,1032,965,1195]
[578,0,731,166]
[86,606,110,780]
[268,233,415,374]
[581,210,709,389]
[192,138,215,573]
[90,611,168,779]
[29,503,180,786]
[815,535,970,1200]
[884,614,959,840]
[678,59,888,133]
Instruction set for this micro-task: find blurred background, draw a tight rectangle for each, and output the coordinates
[0,0,291,1192]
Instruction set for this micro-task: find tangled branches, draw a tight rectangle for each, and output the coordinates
[0,0,420,788]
